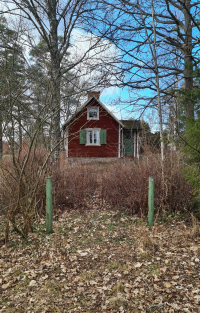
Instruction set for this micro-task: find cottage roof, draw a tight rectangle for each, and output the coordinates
[62,96,124,128]
[120,120,142,131]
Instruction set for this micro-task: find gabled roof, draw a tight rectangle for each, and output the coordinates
[120,120,142,130]
[62,96,124,129]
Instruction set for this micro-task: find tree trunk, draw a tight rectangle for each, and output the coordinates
[49,1,61,160]
[51,55,61,160]
[183,0,194,120]
[137,0,165,166]
[151,0,164,168]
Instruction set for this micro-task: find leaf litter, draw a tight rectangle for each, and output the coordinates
[0,208,200,313]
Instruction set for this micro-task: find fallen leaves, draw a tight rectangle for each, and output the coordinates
[135,262,143,268]
[164,282,172,289]
[0,209,200,312]
[29,280,37,287]
[2,282,10,289]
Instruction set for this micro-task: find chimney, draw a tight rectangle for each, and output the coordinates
[87,91,100,100]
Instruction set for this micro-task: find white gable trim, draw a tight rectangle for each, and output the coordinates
[118,124,121,158]
[62,96,124,129]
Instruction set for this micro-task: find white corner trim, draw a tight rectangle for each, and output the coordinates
[137,132,139,159]
[122,128,124,157]
[65,127,68,158]
[134,132,136,158]
[118,124,121,158]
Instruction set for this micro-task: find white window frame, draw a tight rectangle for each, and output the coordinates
[86,128,101,146]
[65,127,68,158]
[87,106,99,120]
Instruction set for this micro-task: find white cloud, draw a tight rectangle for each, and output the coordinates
[103,103,123,120]
[68,29,120,93]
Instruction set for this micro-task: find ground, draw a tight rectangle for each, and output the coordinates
[0,208,200,313]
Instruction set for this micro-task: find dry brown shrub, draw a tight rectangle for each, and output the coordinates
[102,152,194,215]
[0,148,48,215]
[52,162,98,210]
[0,149,195,239]
[0,147,49,238]
[191,214,200,237]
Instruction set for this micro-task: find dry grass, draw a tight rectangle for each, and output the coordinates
[191,213,200,237]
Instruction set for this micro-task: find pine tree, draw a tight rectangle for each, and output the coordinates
[0,16,26,156]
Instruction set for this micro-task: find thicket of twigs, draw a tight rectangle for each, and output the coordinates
[52,151,194,216]
[52,155,98,210]
[0,149,196,241]
[102,153,194,215]
[0,148,49,240]
[0,149,48,213]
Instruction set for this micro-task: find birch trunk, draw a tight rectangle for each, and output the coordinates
[137,0,164,166]
[49,1,61,159]
[150,0,164,165]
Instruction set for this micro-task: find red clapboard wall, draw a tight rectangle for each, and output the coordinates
[67,98,119,158]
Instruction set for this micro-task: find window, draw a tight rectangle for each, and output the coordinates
[79,129,107,145]
[86,129,100,145]
[87,106,99,120]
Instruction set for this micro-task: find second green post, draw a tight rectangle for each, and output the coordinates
[46,177,53,234]
[148,177,155,226]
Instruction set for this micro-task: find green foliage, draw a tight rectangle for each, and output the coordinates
[141,120,151,132]
[182,118,200,201]
[178,67,200,129]
[0,15,27,152]
[177,67,200,208]
[29,37,81,120]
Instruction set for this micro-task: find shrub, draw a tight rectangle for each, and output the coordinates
[0,149,195,241]
[102,153,194,215]
[0,153,99,221]
[181,118,200,208]
[0,148,48,214]
[0,147,49,239]
[52,162,98,210]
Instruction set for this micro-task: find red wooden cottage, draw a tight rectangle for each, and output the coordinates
[62,92,141,161]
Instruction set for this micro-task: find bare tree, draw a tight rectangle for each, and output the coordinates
[1,0,112,159]
[136,0,164,166]
[87,0,200,126]
[152,0,199,119]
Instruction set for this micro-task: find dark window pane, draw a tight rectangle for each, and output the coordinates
[94,130,99,144]
[87,130,93,144]
[89,131,93,144]
[89,108,97,118]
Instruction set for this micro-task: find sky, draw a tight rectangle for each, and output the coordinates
[69,29,147,122]
[1,1,159,130]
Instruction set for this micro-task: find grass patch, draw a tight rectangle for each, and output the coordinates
[45,281,63,293]
[140,252,150,259]
[106,261,119,270]
[80,271,95,281]
[112,282,124,293]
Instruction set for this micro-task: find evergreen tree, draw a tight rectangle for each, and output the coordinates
[181,69,200,205]
[0,16,27,155]
[28,38,81,149]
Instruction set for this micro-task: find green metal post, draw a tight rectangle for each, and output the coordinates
[148,177,155,226]
[46,177,53,234]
